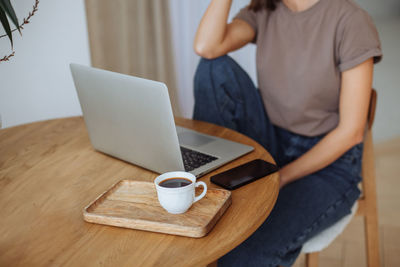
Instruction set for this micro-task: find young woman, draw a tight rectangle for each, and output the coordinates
[193,0,382,266]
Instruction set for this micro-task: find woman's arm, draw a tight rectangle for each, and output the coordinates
[279,58,374,188]
[194,0,255,59]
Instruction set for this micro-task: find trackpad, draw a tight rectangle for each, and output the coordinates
[178,132,214,147]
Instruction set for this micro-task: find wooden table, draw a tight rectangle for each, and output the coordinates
[0,117,279,266]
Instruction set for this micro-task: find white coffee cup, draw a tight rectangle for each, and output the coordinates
[154,171,207,214]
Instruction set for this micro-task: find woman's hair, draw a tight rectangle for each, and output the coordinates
[248,0,281,11]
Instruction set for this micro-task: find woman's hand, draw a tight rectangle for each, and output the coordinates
[194,0,255,59]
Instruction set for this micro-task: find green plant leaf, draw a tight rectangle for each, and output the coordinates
[0,0,20,33]
[0,7,12,47]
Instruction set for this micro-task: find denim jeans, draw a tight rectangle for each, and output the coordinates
[193,55,362,267]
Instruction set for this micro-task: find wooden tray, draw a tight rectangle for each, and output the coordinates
[83,180,232,238]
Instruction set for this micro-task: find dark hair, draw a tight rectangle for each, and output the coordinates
[248,0,281,11]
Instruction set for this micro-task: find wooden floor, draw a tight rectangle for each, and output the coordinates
[293,137,400,267]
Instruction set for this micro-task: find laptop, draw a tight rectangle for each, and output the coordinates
[70,64,254,177]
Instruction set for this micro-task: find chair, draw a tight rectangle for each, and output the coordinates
[302,89,380,267]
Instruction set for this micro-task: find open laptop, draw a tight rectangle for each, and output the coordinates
[70,64,254,177]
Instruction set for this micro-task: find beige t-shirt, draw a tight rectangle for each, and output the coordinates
[234,0,382,136]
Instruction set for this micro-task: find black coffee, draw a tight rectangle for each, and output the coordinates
[159,178,192,188]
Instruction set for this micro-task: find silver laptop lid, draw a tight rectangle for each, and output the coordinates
[70,64,184,173]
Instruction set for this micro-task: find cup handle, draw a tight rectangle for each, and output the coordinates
[193,181,207,203]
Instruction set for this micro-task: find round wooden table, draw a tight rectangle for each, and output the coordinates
[0,117,279,266]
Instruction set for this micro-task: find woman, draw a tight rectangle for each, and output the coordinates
[193,0,382,266]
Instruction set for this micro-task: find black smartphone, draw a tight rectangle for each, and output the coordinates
[210,159,279,190]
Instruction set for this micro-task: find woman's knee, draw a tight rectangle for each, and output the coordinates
[195,55,235,79]
[198,54,231,67]
[193,55,237,105]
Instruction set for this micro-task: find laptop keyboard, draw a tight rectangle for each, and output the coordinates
[180,146,218,172]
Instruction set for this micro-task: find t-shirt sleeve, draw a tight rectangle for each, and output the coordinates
[338,10,382,72]
[234,6,258,43]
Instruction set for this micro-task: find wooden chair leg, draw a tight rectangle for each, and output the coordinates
[306,252,319,267]
[364,214,380,267]
[362,130,380,267]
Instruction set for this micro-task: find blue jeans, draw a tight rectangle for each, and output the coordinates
[193,55,362,267]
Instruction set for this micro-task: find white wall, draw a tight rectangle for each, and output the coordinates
[370,18,400,142]
[355,0,400,19]
[0,0,89,129]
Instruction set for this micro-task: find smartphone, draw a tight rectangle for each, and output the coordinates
[210,159,279,190]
